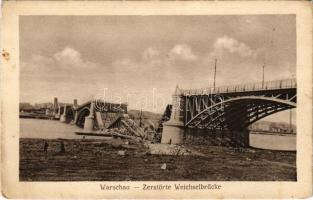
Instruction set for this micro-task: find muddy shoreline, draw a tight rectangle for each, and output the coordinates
[20,138,296,181]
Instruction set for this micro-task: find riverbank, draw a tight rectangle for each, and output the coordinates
[20,138,296,181]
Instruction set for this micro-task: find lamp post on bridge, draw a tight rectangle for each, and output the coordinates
[262,62,265,89]
[213,58,217,90]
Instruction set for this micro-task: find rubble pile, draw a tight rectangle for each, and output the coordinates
[147,143,201,156]
[106,114,156,141]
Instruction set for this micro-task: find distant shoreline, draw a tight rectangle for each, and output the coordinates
[250,131,296,136]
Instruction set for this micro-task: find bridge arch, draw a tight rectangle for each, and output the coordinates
[64,107,76,123]
[185,96,296,130]
[75,107,90,127]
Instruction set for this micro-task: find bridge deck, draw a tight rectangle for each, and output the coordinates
[182,79,296,96]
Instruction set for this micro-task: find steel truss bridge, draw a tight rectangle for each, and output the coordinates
[168,79,296,131]
[53,78,296,146]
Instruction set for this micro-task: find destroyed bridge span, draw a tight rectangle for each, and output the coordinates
[53,78,296,146]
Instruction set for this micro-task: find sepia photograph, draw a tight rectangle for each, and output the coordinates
[1,1,312,198]
[19,15,297,181]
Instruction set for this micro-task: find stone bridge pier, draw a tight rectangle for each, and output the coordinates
[83,100,95,132]
[161,86,185,144]
[60,104,67,122]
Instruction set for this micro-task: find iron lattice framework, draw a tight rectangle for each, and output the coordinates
[181,79,296,131]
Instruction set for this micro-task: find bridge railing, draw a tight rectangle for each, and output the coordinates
[182,79,296,96]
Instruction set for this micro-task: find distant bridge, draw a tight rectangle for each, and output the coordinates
[161,79,296,145]
[54,100,127,128]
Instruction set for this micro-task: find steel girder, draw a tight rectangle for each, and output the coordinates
[184,95,296,130]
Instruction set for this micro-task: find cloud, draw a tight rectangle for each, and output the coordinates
[211,35,259,58]
[197,36,272,86]
[54,47,82,66]
[53,47,98,69]
[169,44,197,61]
[142,47,160,61]
[21,47,98,75]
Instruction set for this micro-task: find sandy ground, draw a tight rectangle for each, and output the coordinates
[20,138,296,181]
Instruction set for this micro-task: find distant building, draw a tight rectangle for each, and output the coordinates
[249,121,296,134]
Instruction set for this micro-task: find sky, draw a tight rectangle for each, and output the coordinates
[19,15,296,123]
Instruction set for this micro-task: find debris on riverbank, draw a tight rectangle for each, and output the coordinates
[20,138,296,181]
[147,143,203,156]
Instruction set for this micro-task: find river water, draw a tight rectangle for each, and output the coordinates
[249,132,296,151]
[20,118,107,140]
[20,118,296,150]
